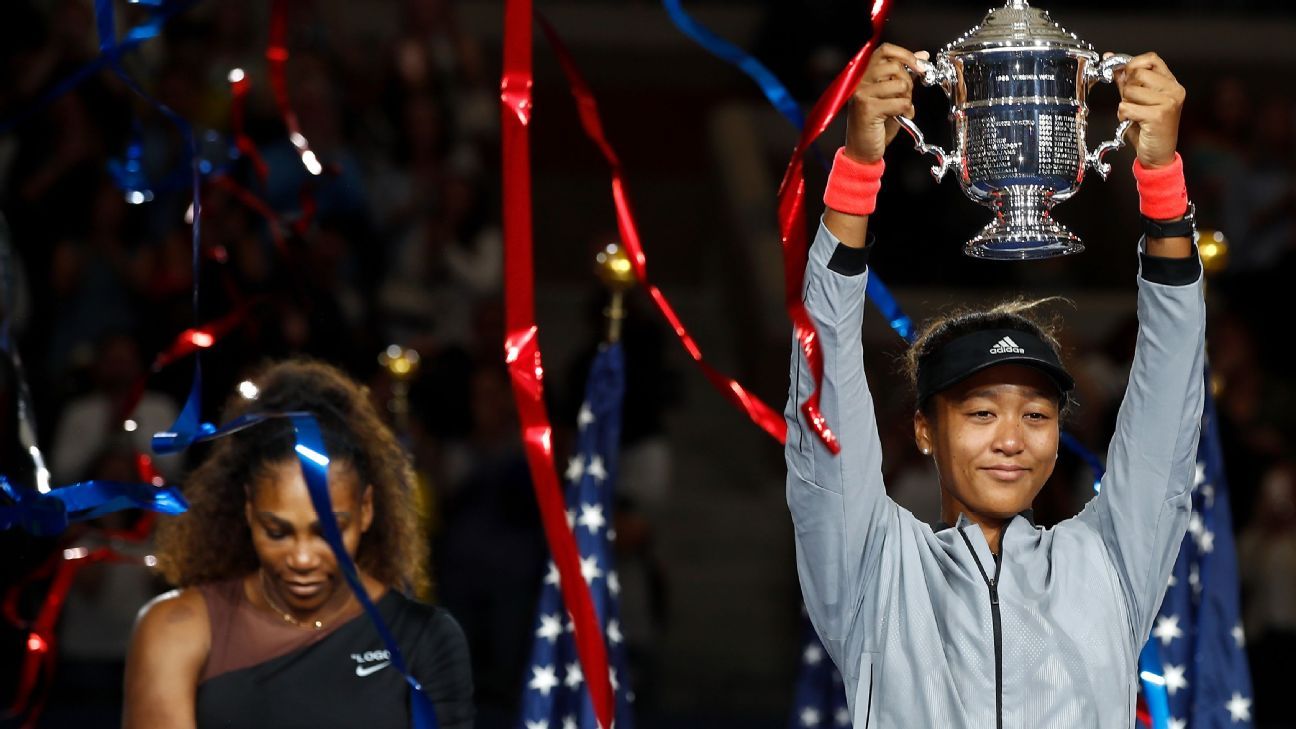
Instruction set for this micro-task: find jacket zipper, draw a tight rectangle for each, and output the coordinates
[959,528,1004,729]
[990,551,1003,729]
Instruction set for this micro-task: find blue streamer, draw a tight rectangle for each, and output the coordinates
[0,476,187,537]
[863,275,915,344]
[661,0,804,129]
[0,0,201,135]
[1138,640,1172,729]
[660,0,914,344]
[151,411,439,728]
[90,0,208,460]
[1061,431,1106,493]
[107,121,156,204]
[290,415,439,729]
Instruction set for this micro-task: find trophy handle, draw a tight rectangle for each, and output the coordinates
[896,57,958,181]
[1084,54,1132,180]
[896,116,956,181]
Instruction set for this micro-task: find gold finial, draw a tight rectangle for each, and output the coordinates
[596,242,636,292]
[378,345,421,434]
[379,344,421,380]
[1197,229,1230,277]
[595,243,636,343]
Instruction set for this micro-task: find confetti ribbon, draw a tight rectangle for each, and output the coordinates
[3,545,152,728]
[501,0,616,726]
[90,0,210,466]
[536,16,787,445]
[771,0,896,454]
[0,217,53,494]
[0,0,202,135]
[228,67,271,183]
[150,411,440,728]
[267,0,325,177]
[663,0,917,347]
[0,477,186,537]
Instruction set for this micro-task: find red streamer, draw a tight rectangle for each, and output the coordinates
[5,542,152,728]
[267,0,324,177]
[775,0,895,455]
[501,0,614,726]
[536,17,787,445]
[229,70,270,183]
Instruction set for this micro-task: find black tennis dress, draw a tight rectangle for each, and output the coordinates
[195,578,473,729]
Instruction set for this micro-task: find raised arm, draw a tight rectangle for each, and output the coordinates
[123,589,209,729]
[785,44,922,663]
[1082,53,1203,643]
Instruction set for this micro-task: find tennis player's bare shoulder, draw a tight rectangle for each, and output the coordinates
[123,588,210,729]
[135,588,210,643]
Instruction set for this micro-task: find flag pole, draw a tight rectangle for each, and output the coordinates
[595,242,636,345]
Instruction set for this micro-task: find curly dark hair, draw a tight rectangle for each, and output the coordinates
[155,359,428,594]
[903,297,1072,416]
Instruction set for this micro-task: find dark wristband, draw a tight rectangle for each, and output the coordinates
[1142,202,1197,239]
[827,235,875,276]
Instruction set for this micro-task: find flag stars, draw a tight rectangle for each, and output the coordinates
[1194,462,1207,488]
[1225,692,1252,722]
[564,662,583,688]
[1153,614,1184,646]
[587,455,608,482]
[1197,527,1215,554]
[834,707,851,726]
[1163,663,1188,696]
[565,456,585,482]
[525,721,549,729]
[609,667,620,692]
[577,403,595,430]
[607,619,623,645]
[1232,622,1246,648]
[562,716,578,729]
[800,707,822,726]
[529,665,560,696]
[608,571,620,596]
[537,614,564,643]
[544,562,561,587]
[1168,718,1186,729]
[577,503,606,534]
[580,555,603,584]
[803,644,825,666]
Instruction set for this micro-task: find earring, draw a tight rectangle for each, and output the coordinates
[922,448,931,455]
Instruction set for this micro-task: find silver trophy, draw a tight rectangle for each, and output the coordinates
[900,0,1130,259]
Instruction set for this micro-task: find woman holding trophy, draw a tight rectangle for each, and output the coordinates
[785,36,1201,728]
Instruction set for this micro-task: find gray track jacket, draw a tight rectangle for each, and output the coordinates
[786,222,1205,728]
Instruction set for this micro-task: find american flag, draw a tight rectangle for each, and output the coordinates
[519,343,635,729]
[1143,383,1254,728]
[788,620,851,729]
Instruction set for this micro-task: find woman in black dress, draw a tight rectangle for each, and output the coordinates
[124,359,473,728]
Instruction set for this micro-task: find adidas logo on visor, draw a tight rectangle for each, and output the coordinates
[989,336,1026,355]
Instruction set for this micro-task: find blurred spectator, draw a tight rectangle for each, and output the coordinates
[1238,462,1296,728]
[1220,96,1296,273]
[50,333,181,484]
[433,362,546,728]
[43,447,163,729]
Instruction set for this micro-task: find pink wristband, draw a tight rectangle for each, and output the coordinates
[824,148,885,216]
[1132,152,1189,220]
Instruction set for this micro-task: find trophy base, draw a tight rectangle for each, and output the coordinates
[964,186,1085,261]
